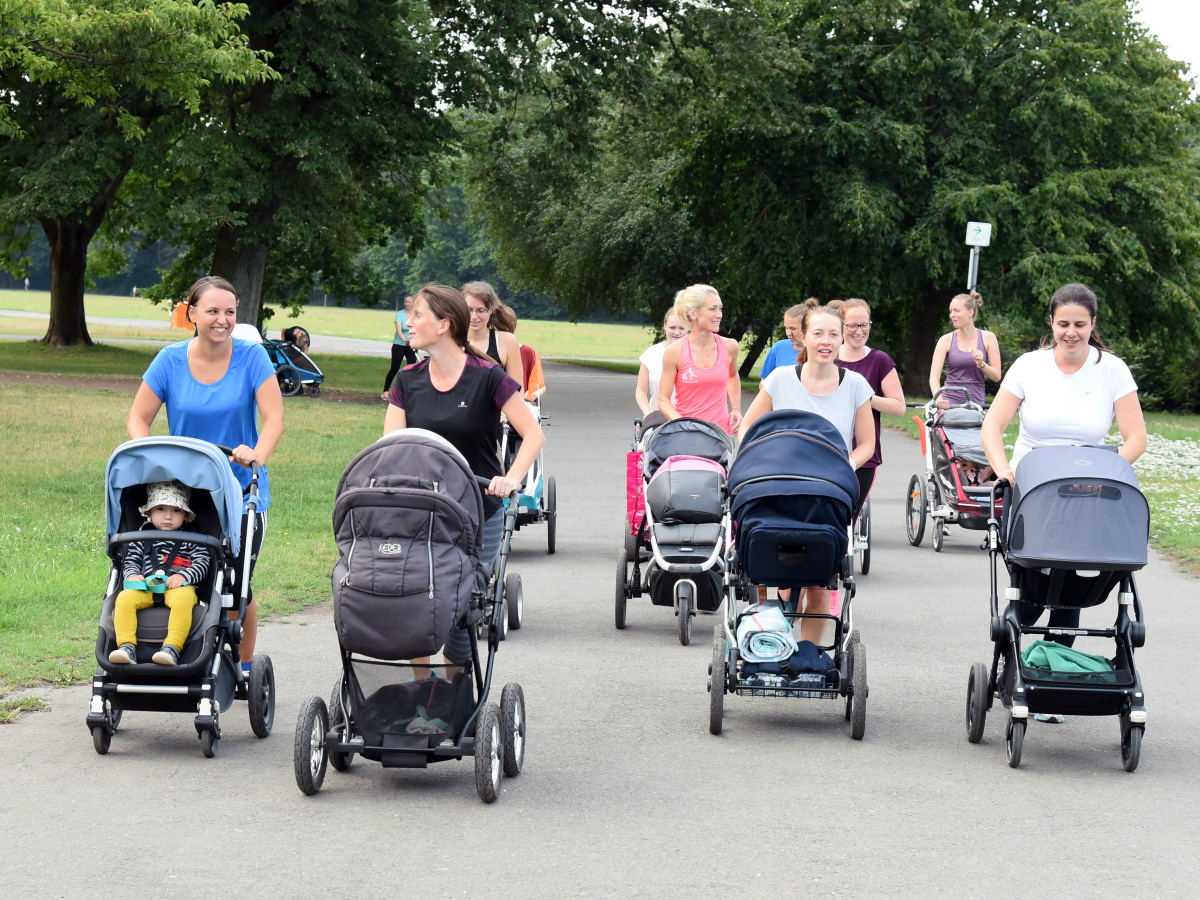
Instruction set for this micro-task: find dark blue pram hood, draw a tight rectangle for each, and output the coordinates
[730,410,859,514]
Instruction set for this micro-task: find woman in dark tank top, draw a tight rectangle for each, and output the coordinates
[463,281,524,387]
[928,290,1002,407]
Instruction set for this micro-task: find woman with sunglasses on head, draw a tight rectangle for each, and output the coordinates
[831,298,906,508]
[462,281,524,388]
[127,275,284,670]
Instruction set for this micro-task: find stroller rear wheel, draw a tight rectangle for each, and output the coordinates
[545,476,557,554]
[709,625,725,735]
[328,677,355,771]
[849,641,867,740]
[614,549,629,630]
[1005,715,1025,768]
[906,474,927,546]
[624,516,639,561]
[966,662,988,743]
[500,683,526,777]
[248,653,275,738]
[276,364,303,397]
[474,702,503,803]
[294,696,329,795]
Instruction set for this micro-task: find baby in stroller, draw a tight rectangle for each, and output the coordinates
[109,480,211,666]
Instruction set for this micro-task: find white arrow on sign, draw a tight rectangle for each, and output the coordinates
[965,221,992,247]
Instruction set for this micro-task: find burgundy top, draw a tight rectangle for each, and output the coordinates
[837,349,896,469]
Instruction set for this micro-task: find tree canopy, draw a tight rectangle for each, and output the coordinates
[467,0,1200,396]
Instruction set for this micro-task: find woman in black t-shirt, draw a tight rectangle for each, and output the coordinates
[383,282,544,666]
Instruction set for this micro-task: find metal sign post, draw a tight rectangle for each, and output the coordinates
[965,221,992,290]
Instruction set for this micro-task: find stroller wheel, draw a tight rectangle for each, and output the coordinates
[849,641,867,740]
[856,500,872,575]
[1120,718,1143,773]
[328,677,355,772]
[200,728,219,759]
[474,702,503,803]
[1005,715,1025,768]
[500,683,526,777]
[294,696,329,795]
[276,364,303,397]
[545,476,557,554]
[110,708,122,732]
[905,475,927,546]
[248,653,275,738]
[495,591,509,642]
[932,517,945,552]
[92,725,111,755]
[624,517,639,561]
[709,626,725,735]
[966,662,988,743]
[615,549,629,630]
[505,573,524,631]
[677,582,693,647]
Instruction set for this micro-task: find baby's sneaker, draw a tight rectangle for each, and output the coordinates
[152,645,180,666]
[109,643,137,665]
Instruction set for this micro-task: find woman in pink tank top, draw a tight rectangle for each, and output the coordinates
[658,284,742,434]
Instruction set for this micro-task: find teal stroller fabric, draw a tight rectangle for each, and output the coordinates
[1021,640,1112,673]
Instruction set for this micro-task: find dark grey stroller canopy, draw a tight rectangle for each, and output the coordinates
[1007,445,1148,571]
[332,429,486,661]
[643,417,737,479]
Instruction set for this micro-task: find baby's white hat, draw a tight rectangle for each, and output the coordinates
[139,480,195,522]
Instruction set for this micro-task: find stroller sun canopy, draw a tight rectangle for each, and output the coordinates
[105,437,245,554]
[643,417,737,479]
[1007,445,1149,571]
[730,410,858,510]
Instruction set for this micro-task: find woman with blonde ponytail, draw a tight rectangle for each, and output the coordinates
[658,284,742,434]
[928,289,1002,408]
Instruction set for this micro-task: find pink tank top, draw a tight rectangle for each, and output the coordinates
[675,334,732,433]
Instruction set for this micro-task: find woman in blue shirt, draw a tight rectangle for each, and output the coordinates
[127,275,284,669]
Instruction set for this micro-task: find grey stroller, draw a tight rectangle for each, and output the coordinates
[293,429,526,802]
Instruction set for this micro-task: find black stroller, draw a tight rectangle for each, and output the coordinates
[89,437,275,757]
[709,410,868,738]
[293,429,525,802]
[966,445,1150,770]
[616,417,737,645]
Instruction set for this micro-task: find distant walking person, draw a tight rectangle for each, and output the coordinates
[758,304,806,379]
[24,277,29,290]
[658,284,742,434]
[928,290,1001,408]
[382,294,416,400]
[635,308,688,415]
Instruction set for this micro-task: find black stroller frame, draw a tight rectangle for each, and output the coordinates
[88,439,275,758]
[295,430,525,803]
[906,386,999,552]
[708,410,869,739]
[965,446,1149,770]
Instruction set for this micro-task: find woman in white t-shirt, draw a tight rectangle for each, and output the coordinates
[981,284,1145,721]
[739,299,875,644]
[635,308,688,415]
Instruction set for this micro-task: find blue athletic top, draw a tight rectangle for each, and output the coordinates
[142,339,276,510]
[759,339,799,379]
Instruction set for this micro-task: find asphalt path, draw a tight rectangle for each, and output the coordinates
[2,362,1197,898]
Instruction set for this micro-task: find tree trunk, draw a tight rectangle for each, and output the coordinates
[39,218,96,347]
[738,326,773,378]
[901,285,957,396]
[211,224,268,330]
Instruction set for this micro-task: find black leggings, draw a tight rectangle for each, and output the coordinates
[853,466,876,520]
[383,344,417,392]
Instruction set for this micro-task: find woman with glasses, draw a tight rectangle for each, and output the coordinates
[832,298,906,508]
[928,290,1002,409]
[462,281,524,387]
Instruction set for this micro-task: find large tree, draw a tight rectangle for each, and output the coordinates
[138,1,671,329]
[468,0,1200,389]
[0,0,272,345]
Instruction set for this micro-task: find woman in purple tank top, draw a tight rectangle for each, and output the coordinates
[928,290,1002,407]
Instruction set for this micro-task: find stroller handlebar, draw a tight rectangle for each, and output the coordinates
[475,475,519,501]
[214,443,261,480]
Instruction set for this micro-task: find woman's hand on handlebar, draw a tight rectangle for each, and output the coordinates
[487,475,519,498]
[228,444,258,468]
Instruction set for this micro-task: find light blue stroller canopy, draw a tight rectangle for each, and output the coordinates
[105,437,245,556]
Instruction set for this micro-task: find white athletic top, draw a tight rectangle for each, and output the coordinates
[640,341,668,410]
[761,365,874,456]
[1001,346,1137,468]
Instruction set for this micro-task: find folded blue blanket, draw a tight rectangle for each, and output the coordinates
[736,602,798,662]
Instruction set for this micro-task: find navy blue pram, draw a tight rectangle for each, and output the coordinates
[708,410,869,739]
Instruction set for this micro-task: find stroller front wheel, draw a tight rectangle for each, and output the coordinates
[906,474,927,546]
[248,653,275,738]
[474,702,503,803]
[294,696,329,795]
[1005,716,1025,768]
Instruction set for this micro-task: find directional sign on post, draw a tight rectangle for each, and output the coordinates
[965,222,992,247]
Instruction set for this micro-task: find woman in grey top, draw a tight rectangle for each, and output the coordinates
[739,298,874,643]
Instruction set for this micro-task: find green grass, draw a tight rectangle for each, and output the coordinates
[0,697,48,724]
[0,381,384,694]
